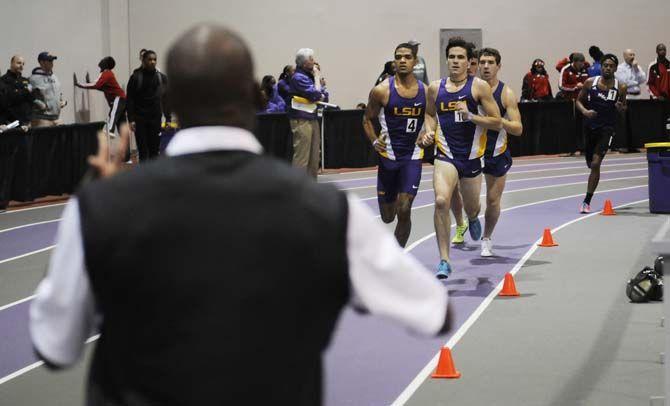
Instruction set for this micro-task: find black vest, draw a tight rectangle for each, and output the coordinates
[77,151,350,405]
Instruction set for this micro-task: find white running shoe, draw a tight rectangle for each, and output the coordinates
[481,238,494,257]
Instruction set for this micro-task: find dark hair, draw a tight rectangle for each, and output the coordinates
[588,45,603,61]
[600,53,618,66]
[479,48,501,65]
[446,37,474,59]
[530,58,546,75]
[260,75,275,99]
[465,42,478,60]
[571,52,585,62]
[98,56,116,70]
[142,50,157,61]
[395,43,418,57]
[375,61,395,86]
[278,65,293,81]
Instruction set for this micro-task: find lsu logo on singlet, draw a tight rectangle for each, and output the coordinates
[434,76,487,160]
[392,106,423,117]
[378,77,426,161]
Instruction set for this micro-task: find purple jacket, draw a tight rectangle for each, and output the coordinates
[277,78,292,111]
[263,84,286,113]
[288,67,329,120]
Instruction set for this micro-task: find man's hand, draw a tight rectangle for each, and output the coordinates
[455,101,470,115]
[320,77,327,87]
[20,125,29,132]
[416,131,435,148]
[373,136,387,153]
[130,122,136,132]
[615,101,627,112]
[576,82,584,89]
[87,127,130,179]
[583,109,597,119]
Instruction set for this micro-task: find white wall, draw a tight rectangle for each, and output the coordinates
[0,0,130,124]
[128,0,668,109]
[1,0,667,123]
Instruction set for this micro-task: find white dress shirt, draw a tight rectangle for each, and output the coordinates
[615,62,647,97]
[30,126,448,366]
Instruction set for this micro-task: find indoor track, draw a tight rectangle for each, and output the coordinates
[0,153,664,405]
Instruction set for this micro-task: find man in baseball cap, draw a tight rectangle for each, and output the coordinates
[30,51,65,126]
[37,52,57,62]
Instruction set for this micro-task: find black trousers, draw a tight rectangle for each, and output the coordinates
[134,117,161,163]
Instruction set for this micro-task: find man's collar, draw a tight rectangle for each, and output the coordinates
[165,126,263,157]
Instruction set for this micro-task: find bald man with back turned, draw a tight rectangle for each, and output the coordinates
[29,24,451,405]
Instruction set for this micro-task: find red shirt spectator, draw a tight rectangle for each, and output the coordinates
[78,69,126,105]
[557,53,589,100]
[647,43,670,99]
[76,57,126,106]
[555,55,590,73]
[522,59,553,100]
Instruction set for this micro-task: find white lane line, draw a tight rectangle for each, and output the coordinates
[392,197,649,405]
[338,162,647,190]
[0,203,67,216]
[321,158,644,184]
[0,219,61,234]
[0,296,35,312]
[317,155,645,181]
[0,335,100,386]
[358,174,647,202]
[0,246,55,266]
[404,184,645,216]
[346,165,646,193]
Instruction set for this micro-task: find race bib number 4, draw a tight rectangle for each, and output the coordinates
[406,118,418,132]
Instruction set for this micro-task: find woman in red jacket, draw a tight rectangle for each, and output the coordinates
[76,56,127,134]
[521,59,553,101]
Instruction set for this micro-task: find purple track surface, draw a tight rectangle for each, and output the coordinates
[0,161,648,405]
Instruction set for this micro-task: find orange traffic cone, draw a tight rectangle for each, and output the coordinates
[538,228,558,247]
[432,347,461,379]
[499,273,520,296]
[601,199,616,216]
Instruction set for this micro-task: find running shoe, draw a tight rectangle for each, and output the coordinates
[481,238,494,257]
[436,260,453,280]
[451,223,468,244]
[468,217,482,241]
[580,202,591,214]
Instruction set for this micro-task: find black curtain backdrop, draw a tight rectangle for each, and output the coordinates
[257,100,669,169]
[255,113,293,162]
[0,122,103,207]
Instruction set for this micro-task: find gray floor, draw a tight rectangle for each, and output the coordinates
[407,202,666,406]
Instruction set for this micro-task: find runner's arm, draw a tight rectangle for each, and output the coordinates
[575,78,595,117]
[419,81,440,146]
[468,78,501,130]
[501,86,523,136]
